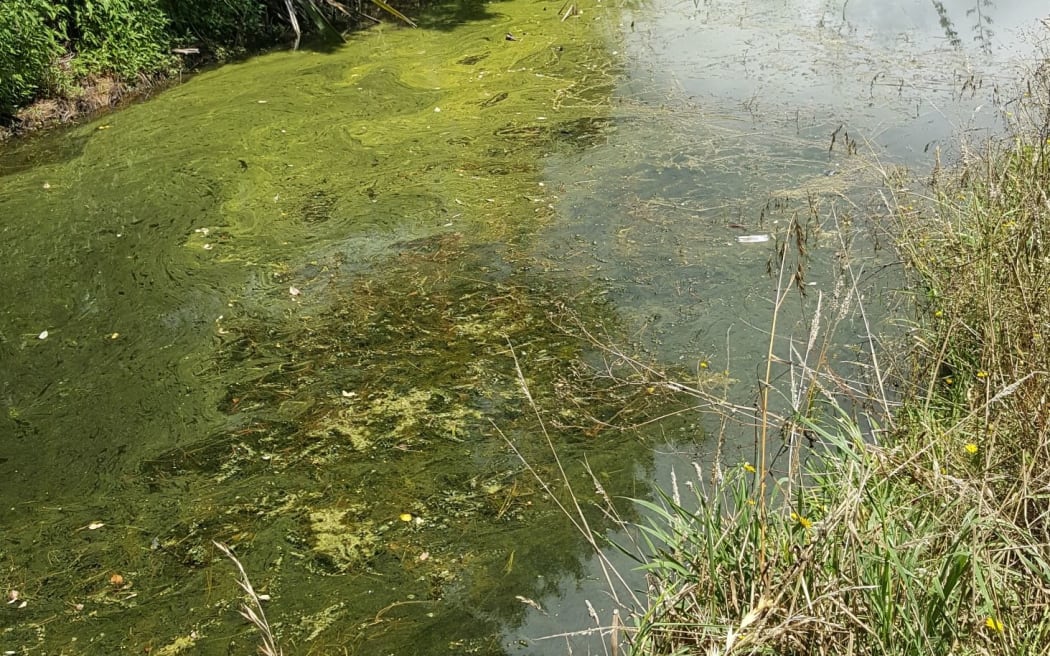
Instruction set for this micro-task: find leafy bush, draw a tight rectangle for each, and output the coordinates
[0,0,65,117]
[65,0,175,80]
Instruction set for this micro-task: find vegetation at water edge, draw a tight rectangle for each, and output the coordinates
[0,0,423,127]
[619,68,1050,654]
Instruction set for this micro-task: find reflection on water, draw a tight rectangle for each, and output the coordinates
[0,0,1047,654]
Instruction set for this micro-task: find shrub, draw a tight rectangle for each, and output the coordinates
[65,0,175,80]
[0,0,65,117]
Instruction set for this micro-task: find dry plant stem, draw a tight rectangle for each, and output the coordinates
[499,338,644,611]
[832,206,894,426]
[283,0,302,50]
[757,215,797,591]
[213,541,283,656]
[568,316,779,426]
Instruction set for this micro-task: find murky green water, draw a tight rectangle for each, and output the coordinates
[0,2,668,653]
[1,0,1046,654]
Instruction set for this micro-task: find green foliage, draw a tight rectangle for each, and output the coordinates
[0,0,65,117]
[65,0,175,79]
[161,0,274,54]
[629,411,1050,655]
[0,0,424,118]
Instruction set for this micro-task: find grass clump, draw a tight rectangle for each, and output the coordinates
[620,83,1050,655]
[628,414,1050,654]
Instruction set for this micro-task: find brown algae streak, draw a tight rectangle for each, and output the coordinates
[0,0,676,654]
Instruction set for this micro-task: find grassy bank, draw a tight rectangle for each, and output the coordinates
[617,79,1050,653]
[0,0,421,134]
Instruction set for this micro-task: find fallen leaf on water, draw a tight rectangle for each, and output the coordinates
[109,333,120,340]
[87,521,105,530]
[109,573,125,587]
[37,330,48,340]
[289,286,301,296]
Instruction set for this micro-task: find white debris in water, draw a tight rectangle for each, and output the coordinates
[736,234,771,244]
[37,330,48,340]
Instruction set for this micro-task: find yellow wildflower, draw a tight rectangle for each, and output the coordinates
[976,370,988,379]
[399,513,413,522]
[743,463,757,474]
[964,443,978,455]
[790,512,812,529]
[985,616,1004,632]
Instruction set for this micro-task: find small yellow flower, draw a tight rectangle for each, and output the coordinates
[934,309,943,318]
[790,512,812,529]
[945,376,954,385]
[985,616,1004,632]
[964,443,979,455]
[399,513,413,522]
[743,463,757,474]
[976,370,988,379]
[699,361,709,369]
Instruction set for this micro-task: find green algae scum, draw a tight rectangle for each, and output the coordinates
[0,1,687,653]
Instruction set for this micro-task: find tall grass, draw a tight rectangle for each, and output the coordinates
[616,81,1050,655]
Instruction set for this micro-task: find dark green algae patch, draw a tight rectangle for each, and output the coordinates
[0,1,700,654]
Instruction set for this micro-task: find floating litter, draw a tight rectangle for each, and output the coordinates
[736,234,771,244]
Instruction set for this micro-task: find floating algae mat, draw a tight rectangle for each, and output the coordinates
[132,242,677,653]
[0,0,696,653]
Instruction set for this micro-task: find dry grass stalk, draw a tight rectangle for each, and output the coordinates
[213,541,283,656]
